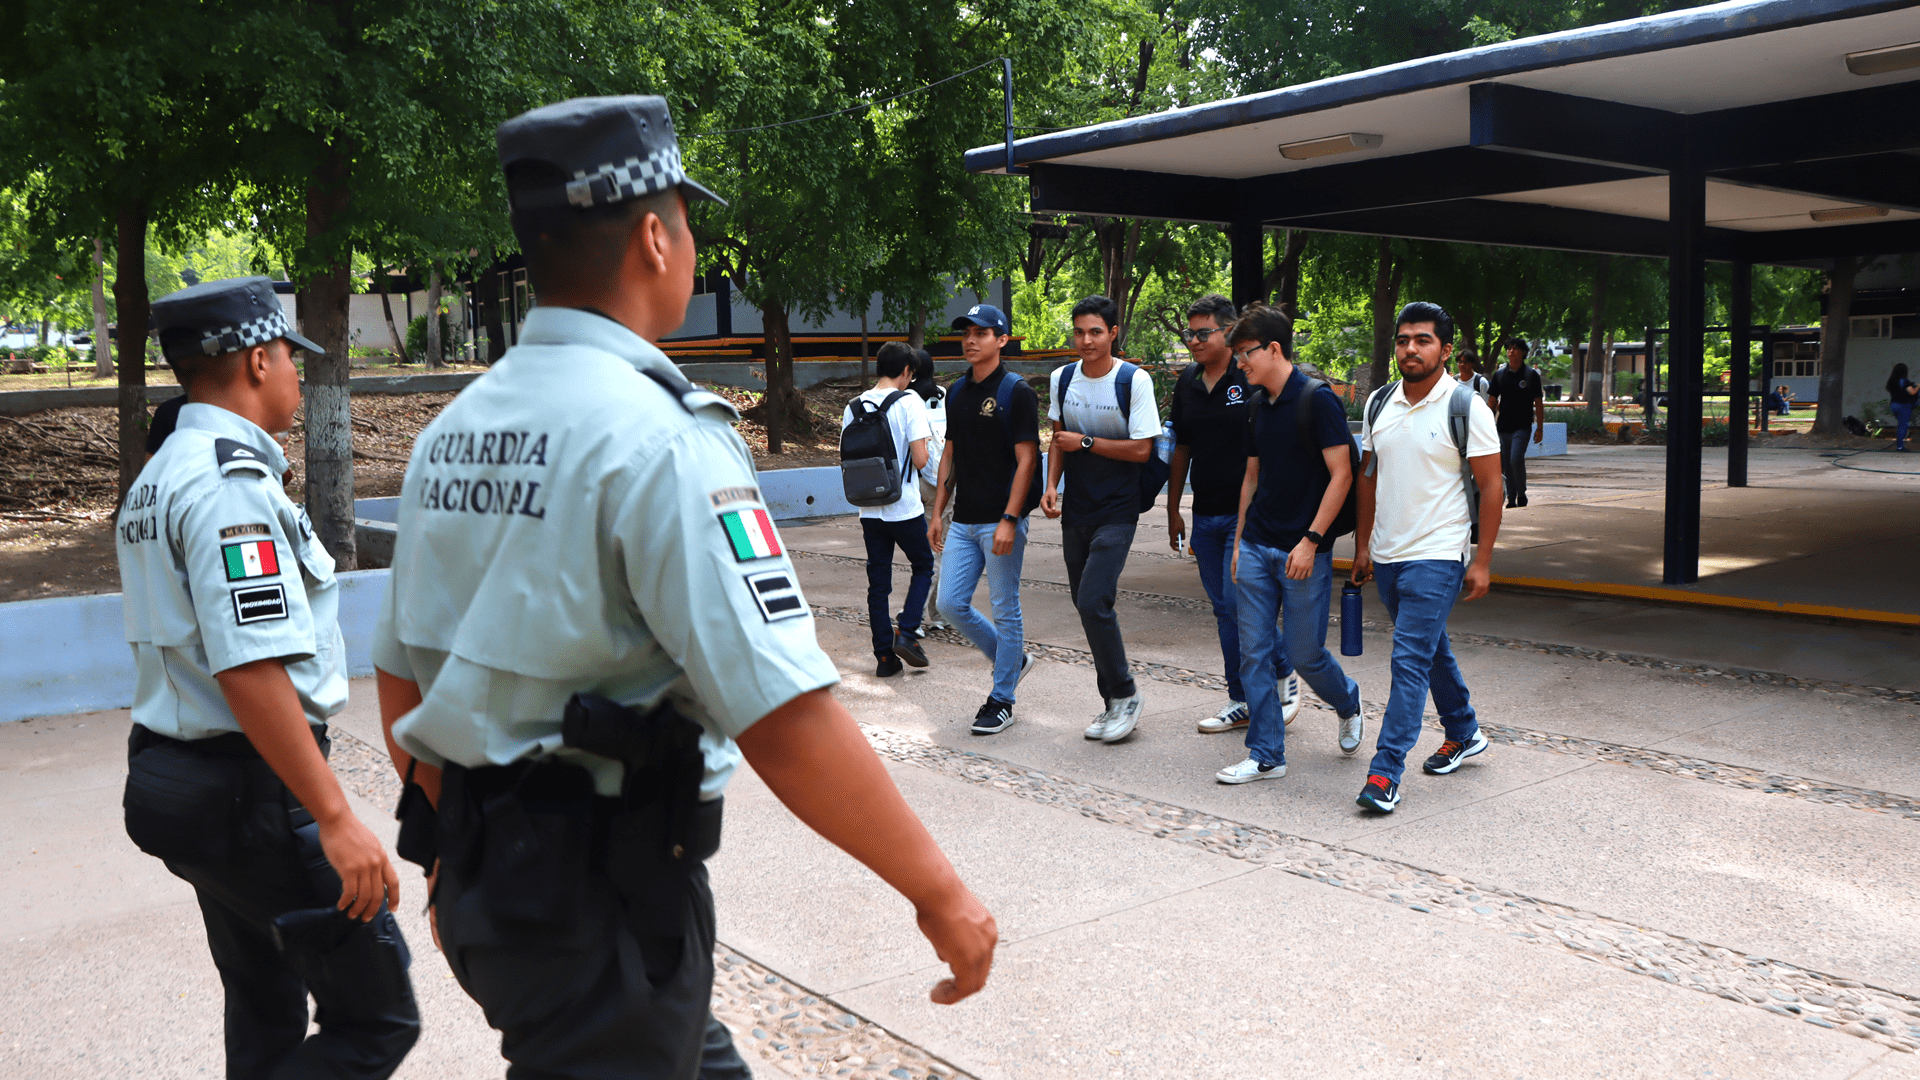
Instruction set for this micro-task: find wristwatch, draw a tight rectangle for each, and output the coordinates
[1080,435,1094,451]
[1305,530,1326,547]
[1001,513,1019,524]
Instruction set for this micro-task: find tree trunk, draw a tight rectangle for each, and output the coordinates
[92,237,114,379]
[424,264,445,369]
[859,310,870,390]
[1261,230,1308,317]
[1585,255,1610,420]
[1814,255,1855,436]
[479,270,507,362]
[301,140,356,569]
[761,301,798,454]
[113,200,150,504]
[1365,237,1402,395]
[906,308,926,350]
[378,268,411,365]
[1496,274,1527,357]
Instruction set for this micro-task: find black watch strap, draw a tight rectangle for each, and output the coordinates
[1305,530,1326,546]
[1002,513,1019,524]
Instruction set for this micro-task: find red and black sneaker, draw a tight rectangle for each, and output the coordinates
[1356,774,1400,813]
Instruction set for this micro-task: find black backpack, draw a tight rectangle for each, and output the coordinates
[1249,377,1359,541]
[950,368,1044,516]
[839,390,910,507]
[1055,360,1170,514]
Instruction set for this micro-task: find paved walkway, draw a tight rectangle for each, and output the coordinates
[7,458,1920,1077]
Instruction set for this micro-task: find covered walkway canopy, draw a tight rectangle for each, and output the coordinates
[967,0,1920,586]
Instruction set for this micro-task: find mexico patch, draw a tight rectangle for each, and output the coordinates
[231,583,289,624]
[718,508,783,562]
[743,570,806,622]
[222,539,280,581]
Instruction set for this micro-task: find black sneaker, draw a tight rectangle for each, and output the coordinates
[971,697,1015,735]
[1356,774,1400,813]
[1517,493,1529,507]
[893,634,929,668]
[875,655,903,678]
[1422,730,1489,774]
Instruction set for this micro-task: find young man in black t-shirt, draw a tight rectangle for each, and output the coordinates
[1167,294,1296,735]
[930,304,1039,734]
[1216,305,1363,785]
[1488,338,1545,508]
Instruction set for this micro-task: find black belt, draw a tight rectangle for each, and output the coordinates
[131,722,330,760]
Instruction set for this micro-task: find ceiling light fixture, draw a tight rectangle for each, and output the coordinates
[1278,132,1383,160]
[1845,41,1920,76]
[1809,205,1891,223]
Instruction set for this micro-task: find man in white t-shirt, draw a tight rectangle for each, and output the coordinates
[843,341,934,676]
[1352,301,1503,814]
[1042,294,1161,744]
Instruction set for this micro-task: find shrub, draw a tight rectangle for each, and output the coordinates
[1555,407,1605,436]
[406,312,454,365]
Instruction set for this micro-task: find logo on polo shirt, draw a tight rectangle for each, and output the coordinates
[1226,385,1244,404]
[980,398,997,416]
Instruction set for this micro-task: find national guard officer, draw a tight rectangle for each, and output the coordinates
[373,96,997,1079]
[117,276,420,1079]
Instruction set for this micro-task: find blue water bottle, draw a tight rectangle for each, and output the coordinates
[1340,580,1364,656]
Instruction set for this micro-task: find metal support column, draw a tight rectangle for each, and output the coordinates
[1229,219,1265,312]
[1728,261,1751,487]
[1664,165,1706,585]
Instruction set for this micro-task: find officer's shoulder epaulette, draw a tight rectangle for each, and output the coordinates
[214,437,273,477]
[642,368,738,421]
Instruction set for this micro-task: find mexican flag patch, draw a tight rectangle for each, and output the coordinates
[719,508,783,562]
[222,539,280,581]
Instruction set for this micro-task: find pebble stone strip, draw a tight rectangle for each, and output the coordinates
[806,601,1920,823]
[853,721,1920,1054]
[324,731,972,1080]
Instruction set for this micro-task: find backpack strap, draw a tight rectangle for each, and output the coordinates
[1115,361,1137,422]
[991,368,1021,442]
[1055,362,1077,428]
[1361,381,1399,478]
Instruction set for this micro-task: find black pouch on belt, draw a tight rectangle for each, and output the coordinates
[478,761,594,926]
[122,726,244,863]
[393,759,439,872]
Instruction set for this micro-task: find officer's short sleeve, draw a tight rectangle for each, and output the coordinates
[612,420,839,739]
[178,478,317,675]
[372,570,415,681]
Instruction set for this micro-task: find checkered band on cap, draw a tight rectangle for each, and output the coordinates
[201,309,292,357]
[566,144,687,208]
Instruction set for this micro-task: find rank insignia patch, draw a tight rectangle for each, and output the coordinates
[232,583,289,624]
[719,508,783,561]
[222,539,280,581]
[743,570,806,622]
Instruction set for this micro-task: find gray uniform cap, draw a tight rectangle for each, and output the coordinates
[497,95,726,210]
[151,276,323,363]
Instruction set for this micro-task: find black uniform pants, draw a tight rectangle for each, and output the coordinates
[432,760,751,1080]
[124,725,421,1080]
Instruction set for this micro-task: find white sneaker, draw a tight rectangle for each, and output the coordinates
[1102,693,1144,743]
[1215,757,1287,784]
[1197,701,1249,734]
[1280,673,1301,726]
[1083,702,1113,740]
[1339,710,1364,755]
[1016,652,1037,689]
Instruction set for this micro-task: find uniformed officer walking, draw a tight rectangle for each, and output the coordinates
[117,277,420,1079]
[373,96,996,1079]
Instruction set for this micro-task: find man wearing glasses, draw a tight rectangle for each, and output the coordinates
[1167,294,1298,736]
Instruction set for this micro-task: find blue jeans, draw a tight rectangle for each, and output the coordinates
[1234,543,1359,768]
[861,515,934,659]
[935,519,1029,703]
[1368,560,1478,784]
[1892,402,1912,449]
[1192,514,1286,701]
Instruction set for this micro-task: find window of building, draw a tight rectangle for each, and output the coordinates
[1850,316,1891,339]
[1771,340,1819,377]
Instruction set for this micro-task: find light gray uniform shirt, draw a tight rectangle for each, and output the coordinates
[115,404,346,740]
[373,306,839,800]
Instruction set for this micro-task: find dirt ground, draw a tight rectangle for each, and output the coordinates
[0,377,875,601]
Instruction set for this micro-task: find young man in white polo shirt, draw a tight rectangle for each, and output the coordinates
[1351,301,1504,813]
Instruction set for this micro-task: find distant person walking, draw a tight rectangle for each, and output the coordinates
[1454,350,1491,405]
[843,341,935,677]
[1214,304,1363,785]
[1044,295,1162,744]
[1167,294,1297,735]
[931,304,1039,735]
[1888,364,1916,452]
[1352,301,1503,814]
[911,347,953,627]
[1488,337,1545,508]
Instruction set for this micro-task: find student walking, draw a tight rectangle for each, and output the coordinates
[1455,349,1492,405]
[1043,294,1162,744]
[1352,302,1503,813]
[842,341,935,677]
[1488,338,1545,508]
[1215,305,1364,784]
[1166,294,1298,734]
[912,348,954,628]
[1888,363,1916,452]
[931,304,1040,735]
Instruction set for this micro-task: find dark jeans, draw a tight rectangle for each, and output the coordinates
[1061,520,1138,701]
[861,515,935,658]
[1499,428,1530,501]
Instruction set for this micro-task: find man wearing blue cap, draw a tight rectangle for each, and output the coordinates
[374,96,996,1078]
[118,275,420,1079]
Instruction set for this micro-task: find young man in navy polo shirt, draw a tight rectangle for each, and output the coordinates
[1217,304,1364,784]
[1167,293,1298,735]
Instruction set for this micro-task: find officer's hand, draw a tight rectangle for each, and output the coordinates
[318,810,400,921]
[1167,508,1185,552]
[991,519,1016,556]
[918,887,997,1005]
